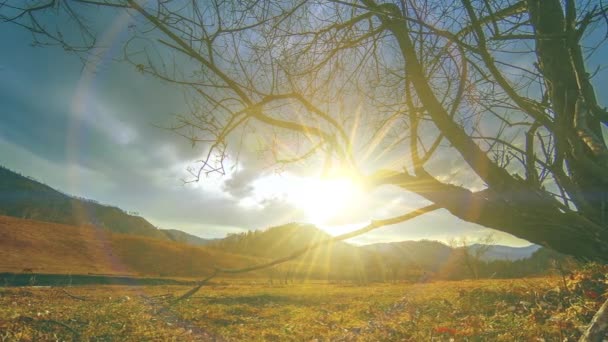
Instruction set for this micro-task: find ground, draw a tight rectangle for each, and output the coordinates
[1,275,604,341]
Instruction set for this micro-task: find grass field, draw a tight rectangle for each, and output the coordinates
[1,275,604,341]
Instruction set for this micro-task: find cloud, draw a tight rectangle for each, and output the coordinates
[138,181,306,234]
[71,99,139,146]
[222,168,257,198]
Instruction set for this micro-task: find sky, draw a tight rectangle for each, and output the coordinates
[0,3,585,247]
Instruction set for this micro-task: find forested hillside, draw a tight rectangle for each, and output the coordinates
[0,166,210,244]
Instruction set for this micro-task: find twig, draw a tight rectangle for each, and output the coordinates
[40,319,81,341]
[19,316,80,341]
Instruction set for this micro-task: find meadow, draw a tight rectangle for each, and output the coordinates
[1,269,606,341]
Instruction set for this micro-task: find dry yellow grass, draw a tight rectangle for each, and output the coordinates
[1,276,602,341]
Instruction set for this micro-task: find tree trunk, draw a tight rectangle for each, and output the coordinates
[527,0,608,225]
[433,187,608,262]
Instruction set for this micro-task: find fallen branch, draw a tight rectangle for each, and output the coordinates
[579,296,608,342]
[165,270,219,308]
[58,288,88,301]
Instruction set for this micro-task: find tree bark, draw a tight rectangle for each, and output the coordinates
[579,297,608,342]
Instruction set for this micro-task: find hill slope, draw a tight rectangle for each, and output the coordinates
[162,228,215,246]
[361,240,454,271]
[0,215,256,277]
[208,224,560,281]
[208,224,427,281]
[0,166,211,244]
[0,215,567,281]
[210,223,358,257]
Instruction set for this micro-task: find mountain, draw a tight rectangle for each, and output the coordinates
[208,224,558,281]
[359,241,555,280]
[361,240,453,271]
[209,223,357,257]
[470,244,541,261]
[0,212,565,281]
[0,166,208,245]
[0,215,259,277]
[0,166,562,281]
[362,241,540,265]
[208,223,395,281]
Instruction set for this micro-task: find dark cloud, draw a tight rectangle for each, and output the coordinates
[222,169,257,198]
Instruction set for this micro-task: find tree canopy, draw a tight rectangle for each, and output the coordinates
[3,0,608,261]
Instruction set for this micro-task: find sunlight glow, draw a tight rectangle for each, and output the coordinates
[237,171,365,228]
[318,222,368,237]
[289,176,362,226]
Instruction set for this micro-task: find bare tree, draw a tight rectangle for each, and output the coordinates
[2,0,608,260]
[449,234,494,279]
[6,3,608,337]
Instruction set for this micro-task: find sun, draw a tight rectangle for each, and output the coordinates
[236,171,365,229]
[290,176,362,226]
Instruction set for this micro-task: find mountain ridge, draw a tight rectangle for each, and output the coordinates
[0,214,565,281]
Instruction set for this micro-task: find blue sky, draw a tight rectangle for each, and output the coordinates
[6,3,605,247]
